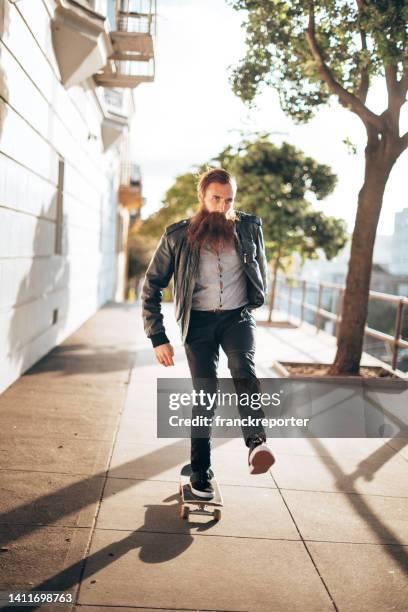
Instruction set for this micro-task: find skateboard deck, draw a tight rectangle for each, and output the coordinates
[179,463,223,521]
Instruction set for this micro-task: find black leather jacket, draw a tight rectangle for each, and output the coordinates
[141,210,268,347]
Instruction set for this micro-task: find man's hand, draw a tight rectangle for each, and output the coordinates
[154,343,174,367]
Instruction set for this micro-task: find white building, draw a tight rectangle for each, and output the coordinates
[391,207,408,275]
[0,0,155,392]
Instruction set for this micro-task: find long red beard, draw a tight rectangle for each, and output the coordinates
[186,207,236,252]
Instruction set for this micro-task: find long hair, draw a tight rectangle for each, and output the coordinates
[186,168,237,251]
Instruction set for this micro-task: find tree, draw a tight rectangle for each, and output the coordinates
[127,233,158,298]
[134,170,204,240]
[214,137,347,320]
[136,137,346,315]
[129,167,207,301]
[227,0,408,374]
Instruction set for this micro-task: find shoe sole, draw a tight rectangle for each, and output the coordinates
[249,448,276,475]
[189,484,215,500]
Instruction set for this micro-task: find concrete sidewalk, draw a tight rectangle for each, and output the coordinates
[0,302,407,611]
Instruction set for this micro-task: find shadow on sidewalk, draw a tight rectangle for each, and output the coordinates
[0,438,228,611]
[0,437,231,550]
[2,430,408,612]
[304,437,408,569]
[22,342,186,376]
[1,304,407,605]
[1,495,216,611]
[274,385,408,573]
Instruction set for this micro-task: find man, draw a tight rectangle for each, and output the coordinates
[141,168,275,499]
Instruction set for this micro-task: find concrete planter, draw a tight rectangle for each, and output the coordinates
[272,361,408,438]
[273,360,407,388]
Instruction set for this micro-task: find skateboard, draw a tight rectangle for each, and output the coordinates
[179,463,223,521]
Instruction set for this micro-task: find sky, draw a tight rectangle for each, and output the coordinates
[130,0,407,236]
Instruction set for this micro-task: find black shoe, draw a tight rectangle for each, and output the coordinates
[247,434,275,475]
[189,470,215,499]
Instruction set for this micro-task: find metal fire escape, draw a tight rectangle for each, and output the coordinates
[95,0,156,88]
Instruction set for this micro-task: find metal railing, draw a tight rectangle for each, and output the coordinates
[113,0,156,80]
[274,274,408,372]
[116,0,156,35]
[95,0,156,86]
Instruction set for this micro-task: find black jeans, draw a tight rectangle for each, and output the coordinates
[184,305,266,477]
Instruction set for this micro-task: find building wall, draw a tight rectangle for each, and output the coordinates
[0,0,121,392]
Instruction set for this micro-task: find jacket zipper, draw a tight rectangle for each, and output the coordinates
[235,223,264,293]
[234,226,247,265]
[181,246,200,339]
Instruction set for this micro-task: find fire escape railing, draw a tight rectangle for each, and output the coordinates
[95,0,156,88]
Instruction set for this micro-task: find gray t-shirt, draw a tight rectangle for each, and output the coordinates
[191,234,248,311]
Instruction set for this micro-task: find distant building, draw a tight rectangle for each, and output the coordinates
[0,0,156,392]
[370,264,408,296]
[373,235,392,269]
[294,241,350,284]
[391,208,408,275]
[298,232,408,295]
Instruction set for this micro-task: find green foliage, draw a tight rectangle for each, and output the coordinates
[127,233,158,279]
[342,136,358,155]
[227,0,408,122]
[137,167,207,240]
[136,135,347,276]
[131,164,211,278]
[213,135,348,267]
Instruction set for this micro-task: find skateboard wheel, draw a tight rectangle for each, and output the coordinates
[214,508,221,521]
[180,505,190,519]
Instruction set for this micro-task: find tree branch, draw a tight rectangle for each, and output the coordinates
[356,60,369,104]
[305,1,383,131]
[384,63,402,123]
[385,64,398,96]
[399,131,408,155]
[399,66,408,99]
[355,0,369,103]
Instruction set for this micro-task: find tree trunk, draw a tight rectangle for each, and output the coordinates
[267,249,281,322]
[328,132,399,375]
